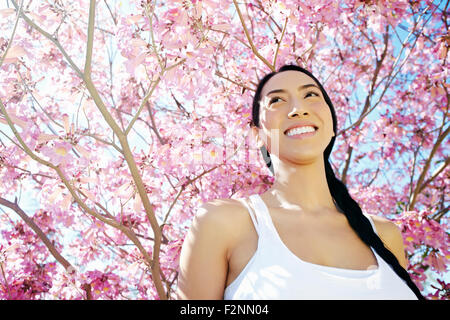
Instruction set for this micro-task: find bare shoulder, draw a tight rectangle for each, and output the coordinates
[195,197,250,225]
[193,198,253,240]
[365,214,402,238]
[177,198,252,299]
[366,213,395,230]
[365,213,408,268]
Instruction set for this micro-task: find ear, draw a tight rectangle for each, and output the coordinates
[250,126,265,149]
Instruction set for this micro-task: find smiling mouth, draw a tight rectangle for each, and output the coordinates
[283,126,318,135]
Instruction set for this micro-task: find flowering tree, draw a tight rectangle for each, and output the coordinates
[0,0,448,300]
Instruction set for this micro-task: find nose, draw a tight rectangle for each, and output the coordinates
[288,110,308,118]
[287,99,308,118]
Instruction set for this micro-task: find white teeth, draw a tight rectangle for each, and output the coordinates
[286,126,316,136]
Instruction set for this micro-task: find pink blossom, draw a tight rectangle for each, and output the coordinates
[40,141,73,166]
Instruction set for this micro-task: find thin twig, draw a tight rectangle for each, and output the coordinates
[232,0,274,71]
[272,17,288,67]
[0,0,23,67]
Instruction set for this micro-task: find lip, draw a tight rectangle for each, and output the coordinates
[285,130,317,140]
[284,122,319,135]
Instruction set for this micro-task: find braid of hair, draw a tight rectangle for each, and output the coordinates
[324,158,426,300]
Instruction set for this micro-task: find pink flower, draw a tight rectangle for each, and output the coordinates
[40,141,73,166]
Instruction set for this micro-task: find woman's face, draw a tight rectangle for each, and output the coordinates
[253,70,335,163]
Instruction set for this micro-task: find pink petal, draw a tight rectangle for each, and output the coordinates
[4,46,26,60]
[74,144,91,159]
[0,8,15,18]
[37,133,59,144]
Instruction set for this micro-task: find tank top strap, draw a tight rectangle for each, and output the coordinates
[247,194,275,235]
[238,195,262,236]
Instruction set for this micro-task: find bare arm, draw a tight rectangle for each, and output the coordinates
[372,215,409,269]
[176,200,234,299]
[383,221,409,269]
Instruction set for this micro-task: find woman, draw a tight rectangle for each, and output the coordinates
[176,64,425,300]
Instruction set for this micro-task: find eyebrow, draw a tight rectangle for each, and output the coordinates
[266,84,320,96]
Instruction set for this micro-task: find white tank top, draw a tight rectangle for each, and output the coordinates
[223,194,418,300]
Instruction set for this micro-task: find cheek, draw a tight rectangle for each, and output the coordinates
[260,109,282,129]
[259,112,283,147]
[319,107,335,133]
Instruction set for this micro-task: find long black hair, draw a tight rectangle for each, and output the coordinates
[250,64,425,300]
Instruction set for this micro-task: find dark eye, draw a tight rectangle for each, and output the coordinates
[269,97,283,104]
[305,91,320,98]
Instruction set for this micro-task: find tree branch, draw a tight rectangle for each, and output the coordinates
[273,17,288,67]
[417,158,449,195]
[0,197,73,271]
[408,126,450,211]
[84,0,96,79]
[10,0,84,78]
[338,5,435,138]
[0,98,160,297]
[163,130,249,225]
[232,0,274,71]
[0,0,23,67]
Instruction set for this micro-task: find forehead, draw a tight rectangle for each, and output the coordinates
[261,71,317,96]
